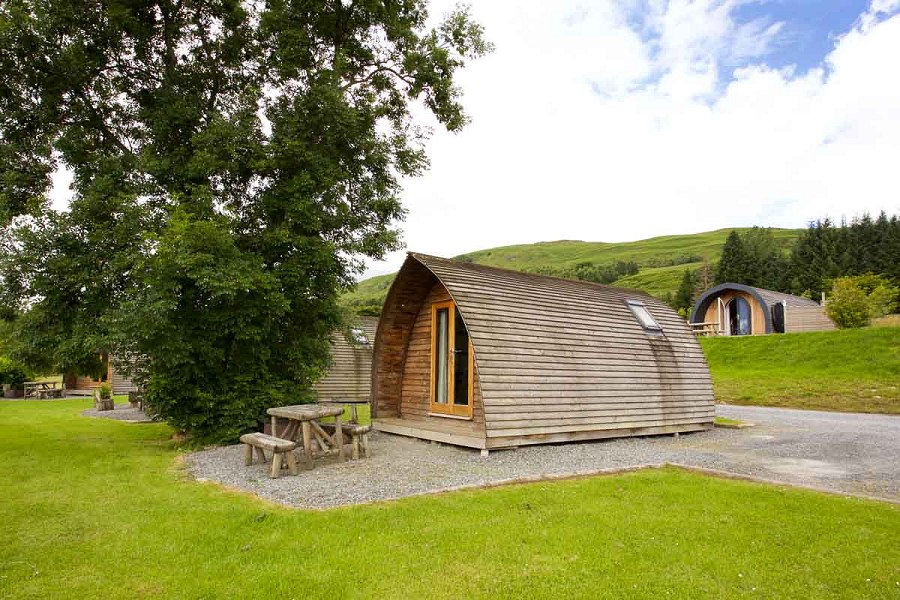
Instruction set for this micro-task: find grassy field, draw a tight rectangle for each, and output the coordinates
[701,327,900,414]
[613,263,698,299]
[2,400,899,599]
[344,227,802,310]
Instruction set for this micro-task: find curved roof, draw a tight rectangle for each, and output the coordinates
[390,253,714,440]
[690,282,820,333]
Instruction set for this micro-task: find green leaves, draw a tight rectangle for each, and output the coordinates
[0,0,489,440]
[826,274,899,329]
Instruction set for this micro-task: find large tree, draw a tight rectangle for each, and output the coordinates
[0,0,490,440]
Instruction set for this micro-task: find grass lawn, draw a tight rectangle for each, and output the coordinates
[2,400,899,599]
[701,327,900,414]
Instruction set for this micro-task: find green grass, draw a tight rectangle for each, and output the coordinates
[714,416,744,426]
[613,262,703,298]
[701,327,900,414]
[2,400,899,599]
[344,227,801,309]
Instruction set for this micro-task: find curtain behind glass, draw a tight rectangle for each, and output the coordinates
[435,309,449,404]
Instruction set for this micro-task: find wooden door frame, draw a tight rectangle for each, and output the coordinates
[429,300,474,419]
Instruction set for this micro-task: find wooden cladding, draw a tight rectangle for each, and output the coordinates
[785,306,836,333]
[313,316,378,402]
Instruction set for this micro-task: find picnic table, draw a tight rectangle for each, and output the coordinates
[23,381,63,400]
[317,397,369,424]
[267,404,346,468]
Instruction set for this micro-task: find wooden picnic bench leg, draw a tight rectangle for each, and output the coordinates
[271,416,278,437]
[351,435,360,460]
[361,433,370,458]
[350,405,358,424]
[301,421,313,469]
[270,452,283,478]
[334,413,344,461]
[285,450,298,476]
[255,447,266,464]
[244,443,253,466]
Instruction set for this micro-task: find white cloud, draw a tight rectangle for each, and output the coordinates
[363,0,900,277]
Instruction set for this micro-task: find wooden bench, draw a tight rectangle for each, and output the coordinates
[239,432,298,478]
[319,422,372,460]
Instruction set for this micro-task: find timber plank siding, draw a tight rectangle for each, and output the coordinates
[785,306,836,333]
[313,317,378,402]
[373,253,715,449]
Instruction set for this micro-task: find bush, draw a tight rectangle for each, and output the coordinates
[826,275,899,328]
[98,383,112,399]
[0,357,30,388]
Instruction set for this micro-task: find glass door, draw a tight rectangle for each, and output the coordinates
[728,297,752,335]
[430,300,474,418]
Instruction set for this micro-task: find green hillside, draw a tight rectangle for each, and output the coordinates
[344,227,802,312]
[701,326,900,414]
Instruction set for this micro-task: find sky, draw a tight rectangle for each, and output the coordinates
[360,0,900,278]
[46,0,900,280]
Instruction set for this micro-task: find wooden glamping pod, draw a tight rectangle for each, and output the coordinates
[372,253,715,451]
[690,283,835,336]
[313,316,378,401]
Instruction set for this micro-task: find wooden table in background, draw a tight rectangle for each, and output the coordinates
[266,404,346,468]
[23,381,62,399]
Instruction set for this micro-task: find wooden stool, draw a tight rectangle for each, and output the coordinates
[239,432,298,478]
[319,423,372,460]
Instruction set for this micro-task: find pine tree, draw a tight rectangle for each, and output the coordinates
[674,269,697,313]
[715,230,750,285]
[694,261,715,298]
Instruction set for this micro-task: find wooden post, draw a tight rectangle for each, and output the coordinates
[255,447,266,464]
[244,444,253,466]
[271,416,278,437]
[351,436,360,460]
[361,433,369,458]
[350,405,359,424]
[301,421,313,469]
[270,452,283,478]
[334,413,344,461]
[285,451,298,476]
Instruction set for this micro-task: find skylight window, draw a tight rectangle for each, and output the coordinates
[350,328,370,346]
[626,300,663,334]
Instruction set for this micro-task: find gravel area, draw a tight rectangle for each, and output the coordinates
[81,403,153,422]
[184,405,900,509]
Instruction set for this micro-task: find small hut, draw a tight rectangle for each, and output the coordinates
[313,316,378,402]
[690,283,835,336]
[371,253,715,451]
[65,354,137,396]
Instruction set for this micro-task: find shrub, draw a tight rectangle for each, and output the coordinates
[98,383,112,399]
[0,357,30,388]
[826,275,899,328]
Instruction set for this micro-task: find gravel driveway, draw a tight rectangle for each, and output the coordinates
[184,405,899,509]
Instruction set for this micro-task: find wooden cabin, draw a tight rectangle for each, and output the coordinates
[690,283,835,336]
[65,353,137,396]
[313,316,378,401]
[371,253,715,451]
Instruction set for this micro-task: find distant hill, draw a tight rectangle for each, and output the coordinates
[343,227,803,312]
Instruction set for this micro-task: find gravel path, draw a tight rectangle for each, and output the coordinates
[184,405,900,509]
[81,403,153,422]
